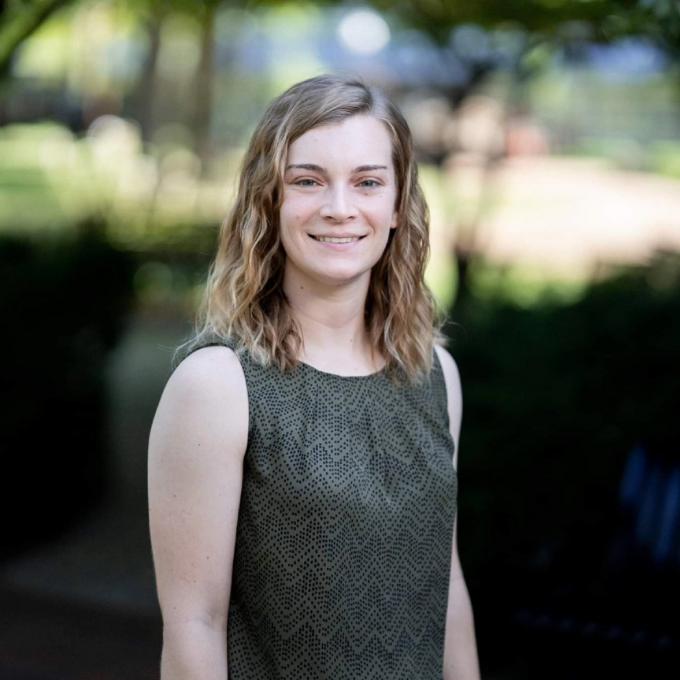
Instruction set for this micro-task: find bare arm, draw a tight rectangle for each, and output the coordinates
[435,344,482,680]
[148,346,248,680]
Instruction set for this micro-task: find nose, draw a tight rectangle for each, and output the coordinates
[319,184,357,222]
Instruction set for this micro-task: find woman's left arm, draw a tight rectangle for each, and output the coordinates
[443,516,481,680]
[434,345,482,680]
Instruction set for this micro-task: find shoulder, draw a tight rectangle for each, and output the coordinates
[151,345,249,460]
[168,344,247,406]
[433,343,463,465]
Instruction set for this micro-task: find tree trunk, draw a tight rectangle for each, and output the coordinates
[132,5,164,145]
[193,1,216,176]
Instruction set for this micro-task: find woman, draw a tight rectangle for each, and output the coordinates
[148,73,480,679]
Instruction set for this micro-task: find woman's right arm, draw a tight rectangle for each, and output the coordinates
[148,346,249,680]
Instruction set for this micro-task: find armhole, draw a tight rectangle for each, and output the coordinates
[171,333,238,373]
[432,345,458,468]
[431,345,451,431]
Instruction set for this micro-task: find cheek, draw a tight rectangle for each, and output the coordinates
[279,202,309,255]
[369,202,397,226]
[281,212,301,227]
[281,194,315,224]
[279,209,302,248]
[373,191,397,217]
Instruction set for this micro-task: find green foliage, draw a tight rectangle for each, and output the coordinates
[367,0,647,45]
[649,139,680,177]
[0,0,75,76]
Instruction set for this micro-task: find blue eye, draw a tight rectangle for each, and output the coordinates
[360,179,380,188]
[294,178,319,187]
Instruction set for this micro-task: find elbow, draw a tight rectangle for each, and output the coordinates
[161,619,228,680]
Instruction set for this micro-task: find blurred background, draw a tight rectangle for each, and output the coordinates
[1,0,679,678]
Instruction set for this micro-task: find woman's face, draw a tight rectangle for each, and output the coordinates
[279,114,399,289]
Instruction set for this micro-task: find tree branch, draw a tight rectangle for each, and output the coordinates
[0,0,75,77]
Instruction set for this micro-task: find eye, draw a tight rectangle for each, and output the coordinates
[294,178,319,187]
[359,179,381,188]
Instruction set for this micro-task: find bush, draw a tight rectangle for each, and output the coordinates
[0,221,136,560]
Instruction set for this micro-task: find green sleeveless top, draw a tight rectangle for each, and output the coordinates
[177,335,458,679]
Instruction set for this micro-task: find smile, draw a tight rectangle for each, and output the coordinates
[309,235,366,243]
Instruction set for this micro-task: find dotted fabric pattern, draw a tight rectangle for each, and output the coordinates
[177,336,458,679]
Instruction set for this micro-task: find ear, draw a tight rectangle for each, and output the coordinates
[390,210,398,229]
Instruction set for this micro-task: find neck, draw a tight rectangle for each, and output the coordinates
[282,264,381,369]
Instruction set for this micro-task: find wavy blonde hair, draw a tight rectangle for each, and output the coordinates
[173,73,448,385]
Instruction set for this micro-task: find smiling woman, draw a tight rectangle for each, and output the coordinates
[148,73,481,680]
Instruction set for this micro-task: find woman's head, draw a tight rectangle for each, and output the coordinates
[280,113,398,291]
[176,73,447,384]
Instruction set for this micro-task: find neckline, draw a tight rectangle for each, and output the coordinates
[298,359,387,381]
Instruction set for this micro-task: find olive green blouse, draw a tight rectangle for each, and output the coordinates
[177,335,458,679]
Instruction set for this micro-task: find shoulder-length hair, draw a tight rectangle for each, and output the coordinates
[173,72,448,385]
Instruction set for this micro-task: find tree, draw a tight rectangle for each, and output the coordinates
[363,0,680,311]
[0,0,76,77]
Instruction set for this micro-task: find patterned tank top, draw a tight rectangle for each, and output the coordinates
[176,334,458,679]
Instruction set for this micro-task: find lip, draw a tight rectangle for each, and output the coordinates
[308,233,367,239]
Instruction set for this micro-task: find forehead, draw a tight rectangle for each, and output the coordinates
[286,115,393,168]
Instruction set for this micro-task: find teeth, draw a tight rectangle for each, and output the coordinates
[314,236,361,243]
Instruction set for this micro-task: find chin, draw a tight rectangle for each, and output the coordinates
[311,267,368,285]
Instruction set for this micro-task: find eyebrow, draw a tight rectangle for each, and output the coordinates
[285,163,388,174]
